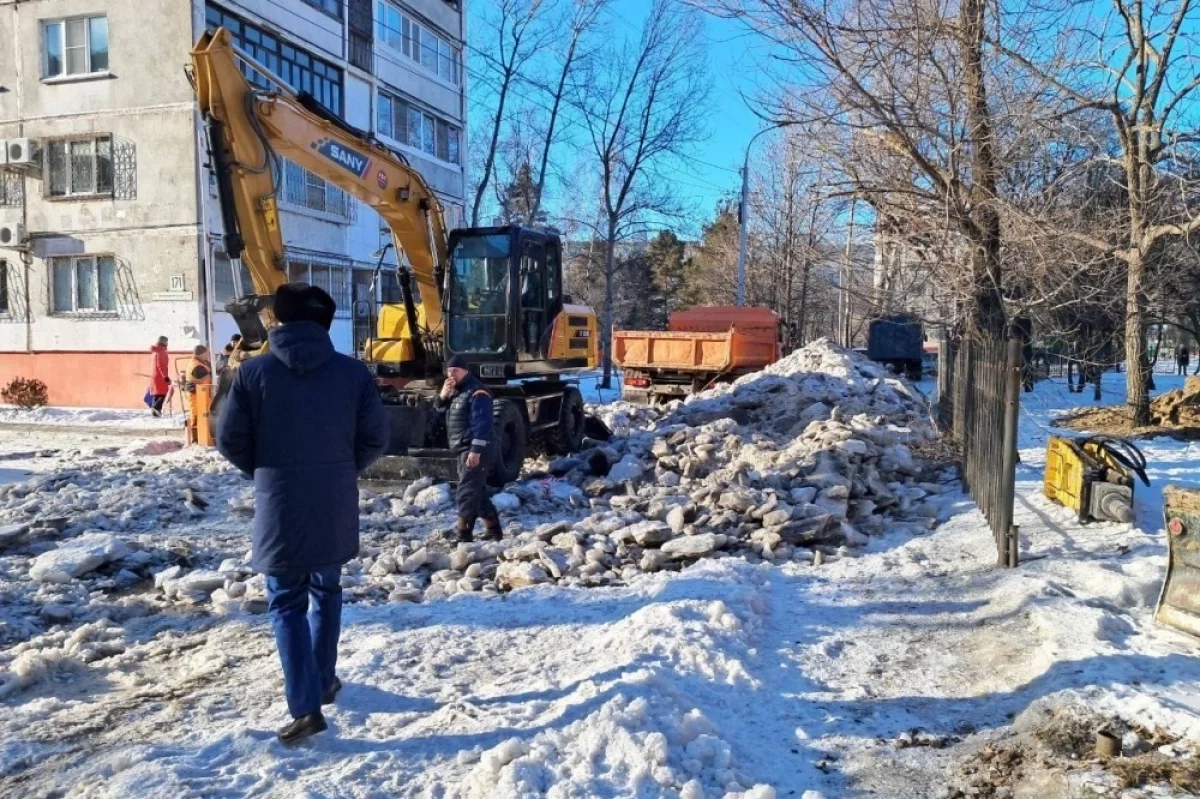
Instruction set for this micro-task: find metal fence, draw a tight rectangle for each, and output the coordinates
[938,331,1023,567]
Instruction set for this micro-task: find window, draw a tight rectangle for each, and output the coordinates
[50,255,117,313]
[448,233,511,353]
[0,260,8,315]
[211,254,254,304]
[0,173,22,208]
[42,15,108,78]
[378,89,461,164]
[206,5,343,114]
[285,257,352,315]
[301,0,341,18]
[46,136,114,198]
[375,1,460,84]
[282,159,351,217]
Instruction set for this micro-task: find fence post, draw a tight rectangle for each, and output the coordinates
[997,337,1023,567]
[936,328,951,430]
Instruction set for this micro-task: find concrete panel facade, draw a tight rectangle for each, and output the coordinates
[0,0,466,407]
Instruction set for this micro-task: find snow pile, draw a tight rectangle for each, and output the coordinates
[302,340,950,605]
[390,339,946,599]
[0,618,128,699]
[460,695,775,799]
[0,405,182,430]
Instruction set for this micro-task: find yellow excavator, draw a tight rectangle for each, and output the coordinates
[190,28,603,484]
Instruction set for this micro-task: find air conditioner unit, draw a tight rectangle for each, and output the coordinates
[0,140,7,167]
[0,223,26,250]
[6,138,40,170]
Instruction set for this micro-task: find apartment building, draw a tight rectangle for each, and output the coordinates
[0,0,466,407]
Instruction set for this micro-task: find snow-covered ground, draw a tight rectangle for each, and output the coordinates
[0,356,1197,798]
[575,368,623,405]
[0,405,183,431]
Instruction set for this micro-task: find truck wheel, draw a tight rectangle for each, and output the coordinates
[489,399,527,488]
[542,387,585,455]
[905,361,922,381]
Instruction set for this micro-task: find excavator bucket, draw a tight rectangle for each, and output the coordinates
[1157,487,1200,638]
[361,450,460,486]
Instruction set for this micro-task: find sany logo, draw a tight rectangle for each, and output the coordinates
[315,139,370,178]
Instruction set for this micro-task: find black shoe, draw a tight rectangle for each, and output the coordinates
[480,516,503,541]
[322,676,342,706]
[455,519,474,543]
[277,712,327,745]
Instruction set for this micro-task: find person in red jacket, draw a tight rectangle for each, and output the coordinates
[148,336,171,416]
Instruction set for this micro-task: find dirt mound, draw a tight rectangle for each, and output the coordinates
[1057,377,1200,439]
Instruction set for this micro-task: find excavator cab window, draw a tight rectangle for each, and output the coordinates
[448,233,510,354]
[519,241,547,358]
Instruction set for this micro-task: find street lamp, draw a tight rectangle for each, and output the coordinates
[737,122,793,306]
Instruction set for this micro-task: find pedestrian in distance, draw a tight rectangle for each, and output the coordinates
[215,283,390,745]
[146,336,170,416]
[214,333,243,374]
[184,345,213,441]
[184,345,212,390]
[1178,346,1190,377]
[436,355,503,543]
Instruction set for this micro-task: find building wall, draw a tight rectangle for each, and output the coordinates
[0,0,204,407]
[0,0,466,408]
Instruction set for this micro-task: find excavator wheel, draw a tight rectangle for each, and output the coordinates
[540,387,586,455]
[489,399,527,488]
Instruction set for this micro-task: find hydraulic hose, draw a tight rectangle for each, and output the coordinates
[1079,435,1150,487]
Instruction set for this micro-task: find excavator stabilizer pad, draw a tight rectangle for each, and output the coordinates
[1157,486,1200,639]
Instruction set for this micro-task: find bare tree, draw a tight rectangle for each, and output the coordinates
[988,0,1200,424]
[746,129,840,343]
[573,0,709,387]
[697,0,1014,338]
[529,0,610,221]
[469,0,549,227]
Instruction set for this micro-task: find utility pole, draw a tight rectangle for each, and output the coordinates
[738,124,792,305]
[839,195,858,347]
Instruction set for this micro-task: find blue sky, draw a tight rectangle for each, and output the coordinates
[604,0,765,229]
[466,0,768,235]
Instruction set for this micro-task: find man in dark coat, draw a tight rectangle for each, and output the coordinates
[216,283,389,744]
[435,354,503,542]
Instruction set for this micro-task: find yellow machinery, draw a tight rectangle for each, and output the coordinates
[1158,487,1200,638]
[190,29,602,483]
[1043,435,1148,523]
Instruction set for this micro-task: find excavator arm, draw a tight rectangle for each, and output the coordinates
[191,27,446,362]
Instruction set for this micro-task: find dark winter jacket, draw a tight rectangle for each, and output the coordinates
[436,373,494,455]
[216,321,390,576]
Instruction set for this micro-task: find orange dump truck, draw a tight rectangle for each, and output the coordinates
[613,306,782,403]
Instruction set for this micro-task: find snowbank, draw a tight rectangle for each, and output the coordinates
[0,405,182,430]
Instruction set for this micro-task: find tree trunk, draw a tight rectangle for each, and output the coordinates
[470,80,512,227]
[1125,248,1150,425]
[533,37,579,223]
[960,0,1005,339]
[600,218,617,389]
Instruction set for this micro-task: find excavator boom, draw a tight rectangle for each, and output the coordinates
[191,28,446,356]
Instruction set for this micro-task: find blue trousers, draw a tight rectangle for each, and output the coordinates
[266,567,342,719]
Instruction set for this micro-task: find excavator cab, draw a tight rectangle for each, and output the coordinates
[445,226,582,377]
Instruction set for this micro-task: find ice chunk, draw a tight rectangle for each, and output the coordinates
[28,533,129,583]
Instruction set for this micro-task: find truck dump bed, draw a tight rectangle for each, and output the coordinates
[613,306,780,374]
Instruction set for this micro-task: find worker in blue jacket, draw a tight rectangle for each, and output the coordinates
[436,354,503,542]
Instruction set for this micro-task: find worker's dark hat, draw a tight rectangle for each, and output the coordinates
[274,283,336,331]
[446,354,469,370]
